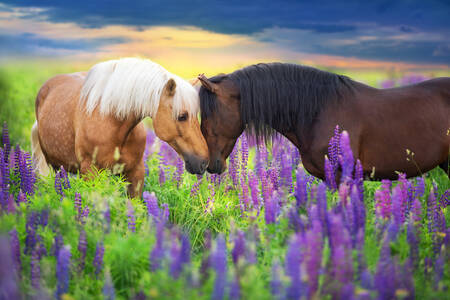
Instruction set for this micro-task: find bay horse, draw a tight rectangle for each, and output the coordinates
[197,63,449,181]
[32,57,209,198]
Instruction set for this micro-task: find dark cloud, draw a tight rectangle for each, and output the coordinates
[0,33,128,56]
[0,0,449,64]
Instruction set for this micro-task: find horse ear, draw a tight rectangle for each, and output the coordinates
[198,74,218,93]
[164,78,177,97]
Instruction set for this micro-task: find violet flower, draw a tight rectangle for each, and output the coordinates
[285,234,305,300]
[295,165,308,207]
[9,229,21,275]
[93,242,104,276]
[338,131,354,181]
[77,230,87,272]
[231,230,245,266]
[211,234,227,300]
[31,247,41,289]
[56,246,71,299]
[127,200,136,233]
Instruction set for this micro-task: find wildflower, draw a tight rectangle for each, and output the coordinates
[56,246,71,299]
[74,193,82,219]
[324,156,336,190]
[31,247,41,289]
[93,243,104,276]
[392,184,406,226]
[248,171,260,209]
[17,190,26,203]
[231,230,245,266]
[339,131,354,181]
[304,220,323,297]
[407,223,419,267]
[265,192,280,225]
[9,229,21,275]
[328,125,341,169]
[127,200,136,233]
[228,145,239,186]
[59,166,71,189]
[52,235,64,258]
[169,232,182,279]
[103,270,115,300]
[2,122,11,162]
[150,219,165,271]
[78,230,87,272]
[211,234,227,300]
[173,157,184,187]
[25,211,38,254]
[0,236,21,299]
[229,273,241,300]
[285,234,305,299]
[414,177,425,198]
[375,180,391,219]
[288,208,304,232]
[295,165,308,207]
[190,175,203,197]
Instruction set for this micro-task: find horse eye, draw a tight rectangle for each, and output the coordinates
[177,113,188,122]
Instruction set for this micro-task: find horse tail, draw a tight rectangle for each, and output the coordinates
[31,121,50,176]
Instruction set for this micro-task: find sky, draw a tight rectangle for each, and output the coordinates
[0,0,449,75]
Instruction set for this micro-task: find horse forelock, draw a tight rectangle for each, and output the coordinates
[79,57,199,120]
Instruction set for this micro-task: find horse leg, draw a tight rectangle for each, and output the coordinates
[124,160,145,198]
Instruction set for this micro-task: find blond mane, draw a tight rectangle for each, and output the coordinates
[80,57,199,119]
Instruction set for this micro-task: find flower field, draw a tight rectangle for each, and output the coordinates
[0,71,449,300]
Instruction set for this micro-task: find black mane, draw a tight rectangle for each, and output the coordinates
[199,63,354,140]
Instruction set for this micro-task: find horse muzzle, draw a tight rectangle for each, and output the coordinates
[184,154,208,175]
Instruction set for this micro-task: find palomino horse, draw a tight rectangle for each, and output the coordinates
[198,63,449,181]
[32,57,209,198]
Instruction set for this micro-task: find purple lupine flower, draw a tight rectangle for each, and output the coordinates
[268,167,279,191]
[52,235,64,257]
[414,177,425,198]
[392,184,406,226]
[150,218,165,271]
[240,135,248,177]
[439,189,449,209]
[350,185,365,241]
[143,191,159,220]
[228,145,239,186]
[25,211,38,254]
[9,229,21,275]
[173,157,184,187]
[280,151,293,191]
[338,131,354,181]
[54,172,64,201]
[324,156,337,190]
[22,152,35,194]
[327,214,353,285]
[374,236,396,300]
[0,236,21,299]
[375,180,392,219]
[211,234,227,300]
[127,200,136,233]
[238,176,250,212]
[407,223,419,267]
[304,220,323,297]
[229,274,241,300]
[0,148,10,209]
[295,165,308,207]
[265,192,280,225]
[200,230,212,282]
[354,159,364,198]
[74,193,82,219]
[316,182,328,231]
[180,234,191,267]
[59,166,71,189]
[338,181,350,207]
[16,190,26,204]
[39,209,49,227]
[328,125,341,169]
[248,171,260,209]
[56,246,71,299]
[169,232,182,279]
[78,230,87,272]
[434,249,444,289]
[261,172,273,204]
[103,202,111,233]
[7,193,15,213]
[285,234,304,300]
[427,189,437,235]
[360,269,374,290]
[231,230,245,265]
[190,175,203,197]
[30,247,41,289]
[410,197,422,224]
[80,206,89,224]
[399,74,428,86]
[2,122,11,162]
[288,208,304,232]
[270,260,283,300]
[93,242,104,276]
[255,144,268,179]
[103,270,115,300]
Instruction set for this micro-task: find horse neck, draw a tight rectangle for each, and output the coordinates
[116,115,143,147]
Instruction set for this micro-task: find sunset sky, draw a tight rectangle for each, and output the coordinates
[0,0,449,76]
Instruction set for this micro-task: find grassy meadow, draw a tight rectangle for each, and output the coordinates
[0,61,449,300]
